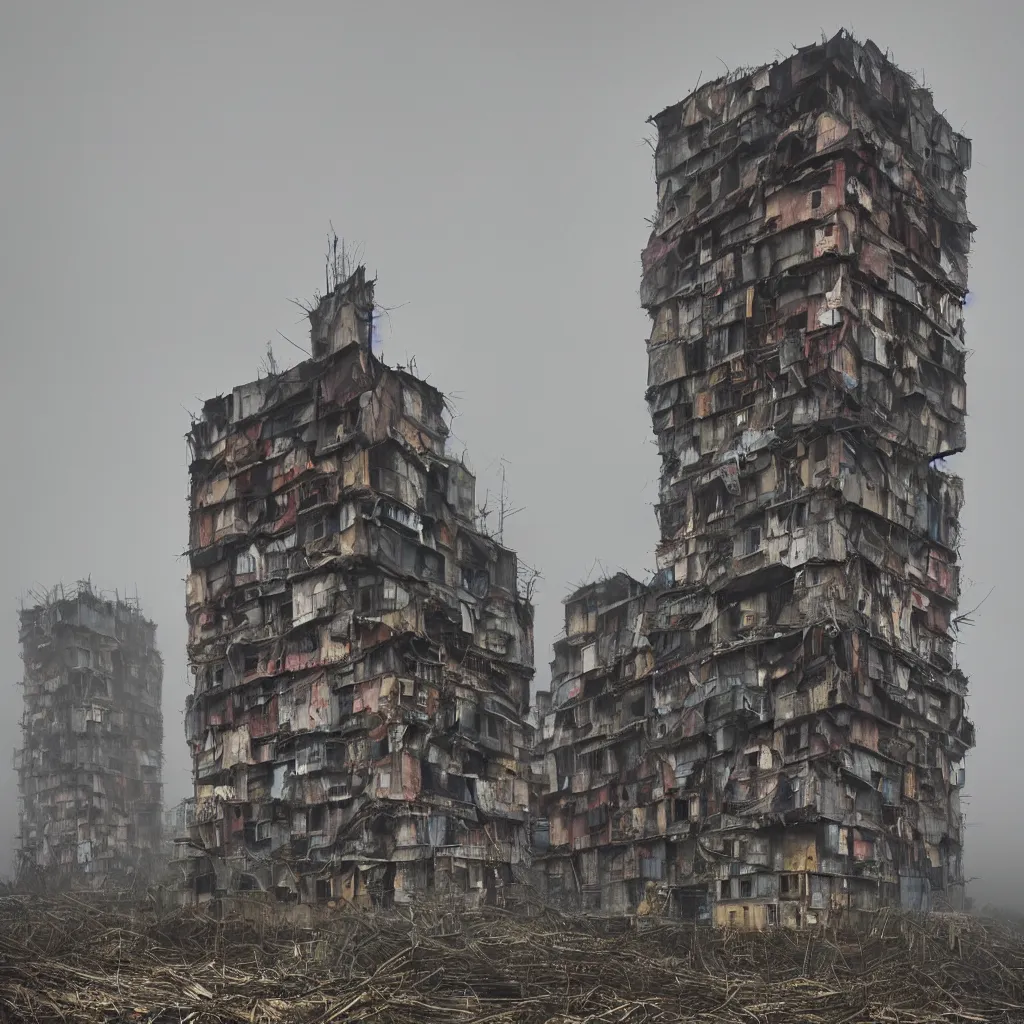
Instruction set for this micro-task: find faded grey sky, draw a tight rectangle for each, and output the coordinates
[0,1,1018,905]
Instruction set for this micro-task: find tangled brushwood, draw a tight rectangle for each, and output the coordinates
[1,894,1023,1023]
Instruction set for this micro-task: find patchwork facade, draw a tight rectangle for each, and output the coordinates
[180,267,536,906]
[16,582,164,885]
[534,574,665,915]
[536,32,975,927]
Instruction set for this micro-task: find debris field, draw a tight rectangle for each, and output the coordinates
[1,894,1023,1023]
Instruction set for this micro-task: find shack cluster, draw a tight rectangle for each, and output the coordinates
[534,31,974,926]
[178,268,537,905]
[14,32,975,927]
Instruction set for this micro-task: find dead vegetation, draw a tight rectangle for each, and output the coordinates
[1,893,1023,1023]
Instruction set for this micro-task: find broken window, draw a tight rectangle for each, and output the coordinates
[780,873,800,897]
[743,526,762,555]
[740,878,753,898]
[698,484,725,522]
[461,567,489,597]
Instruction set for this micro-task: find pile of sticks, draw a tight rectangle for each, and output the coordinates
[1,892,1023,1022]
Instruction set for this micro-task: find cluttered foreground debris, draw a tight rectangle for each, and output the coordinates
[1,893,1023,1023]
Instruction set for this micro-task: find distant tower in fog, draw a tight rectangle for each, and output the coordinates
[16,582,164,885]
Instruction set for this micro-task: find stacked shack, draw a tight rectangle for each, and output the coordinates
[16,582,164,885]
[181,266,536,906]
[533,574,664,914]
[536,31,975,927]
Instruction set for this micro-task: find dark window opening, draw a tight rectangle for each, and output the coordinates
[811,190,822,209]
[727,322,745,354]
[740,879,753,898]
[743,526,762,555]
[688,338,707,373]
[720,879,730,898]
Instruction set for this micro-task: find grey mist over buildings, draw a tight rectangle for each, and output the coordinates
[0,1,1021,907]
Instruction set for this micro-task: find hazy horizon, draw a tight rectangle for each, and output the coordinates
[1,0,1020,908]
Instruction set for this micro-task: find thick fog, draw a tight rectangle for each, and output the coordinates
[0,0,1019,906]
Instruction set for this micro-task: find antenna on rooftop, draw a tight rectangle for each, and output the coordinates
[497,459,524,545]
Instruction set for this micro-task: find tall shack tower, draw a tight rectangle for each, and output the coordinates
[16,582,164,885]
[639,32,975,923]
[181,265,536,906]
